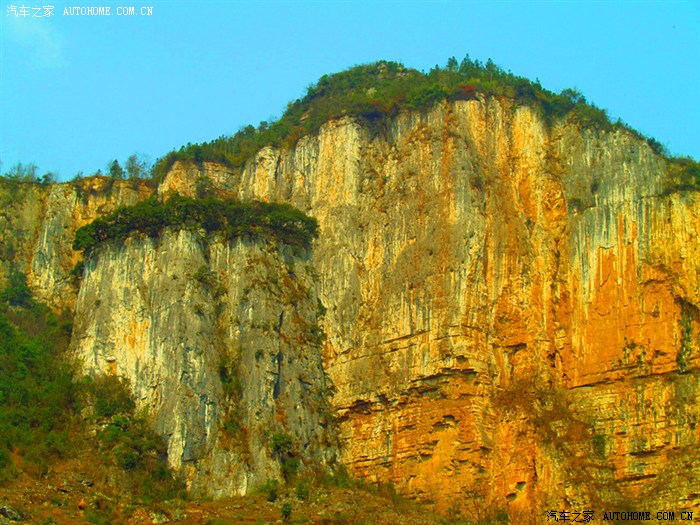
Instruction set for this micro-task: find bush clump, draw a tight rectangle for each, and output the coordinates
[84,374,185,502]
[281,502,292,521]
[88,375,136,419]
[73,194,319,257]
[261,478,279,502]
[665,157,700,193]
[270,432,301,482]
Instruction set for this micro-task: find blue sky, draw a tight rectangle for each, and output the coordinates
[1,1,699,181]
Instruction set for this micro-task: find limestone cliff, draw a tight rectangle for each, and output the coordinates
[0,177,150,310]
[71,229,336,496]
[162,98,699,516]
[2,95,698,518]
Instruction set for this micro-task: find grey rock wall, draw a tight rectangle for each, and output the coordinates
[72,229,337,496]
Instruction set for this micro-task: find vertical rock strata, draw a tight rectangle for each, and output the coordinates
[72,230,336,496]
[2,96,698,514]
[0,177,151,310]
[186,98,697,513]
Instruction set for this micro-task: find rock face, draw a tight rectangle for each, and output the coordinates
[0,177,150,310]
[2,96,698,516]
[72,229,336,496]
[164,98,699,515]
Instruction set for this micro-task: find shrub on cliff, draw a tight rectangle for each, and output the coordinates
[0,275,182,501]
[665,156,700,193]
[90,375,136,419]
[1,162,39,183]
[0,272,32,307]
[73,194,319,257]
[1,162,58,185]
[270,432,300,482]
[81,373,185,502]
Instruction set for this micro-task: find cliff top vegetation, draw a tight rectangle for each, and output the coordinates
[2,56,697,192]
[149,56,699,192]
[72,194,319,257]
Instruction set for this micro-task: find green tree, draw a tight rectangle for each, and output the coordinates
[39,172,57,185]
[125,153,151,179]
[561,87,585,105]
[109,160,124,179]
[0,271,32,307]
[3,162,38,182]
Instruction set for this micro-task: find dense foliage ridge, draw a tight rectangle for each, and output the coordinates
[152,57,603,178]
[73,194,319,257]
[2,56,698,192]
[149,56,699,192]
